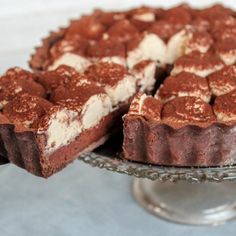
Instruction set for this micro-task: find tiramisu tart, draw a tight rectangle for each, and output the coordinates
[1,4,236,177]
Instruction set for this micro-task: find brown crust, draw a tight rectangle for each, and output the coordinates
[123,115,236,166]
[29,28,66,72]
[0,123,25,168]
[0,156,8,165]
[0,133,7,158]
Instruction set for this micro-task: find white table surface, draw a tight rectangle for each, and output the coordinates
[1,1,236,235]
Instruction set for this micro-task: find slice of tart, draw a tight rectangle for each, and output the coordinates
[0,65,136,177]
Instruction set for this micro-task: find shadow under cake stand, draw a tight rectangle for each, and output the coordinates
[79,135,236,226]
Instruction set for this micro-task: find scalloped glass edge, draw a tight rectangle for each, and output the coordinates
[79,152,236,183]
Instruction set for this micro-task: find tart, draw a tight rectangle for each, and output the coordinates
[1,4,236,176]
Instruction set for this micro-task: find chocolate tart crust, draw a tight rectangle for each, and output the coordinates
[29,28,66,72]
[123,115,236,167]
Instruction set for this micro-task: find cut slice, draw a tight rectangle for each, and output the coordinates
[0,66,129,177]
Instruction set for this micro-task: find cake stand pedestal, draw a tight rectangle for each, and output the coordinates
[133,179,236,225]
[80,147,236,226]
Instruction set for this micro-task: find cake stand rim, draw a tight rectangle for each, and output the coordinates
[79,152,236,183]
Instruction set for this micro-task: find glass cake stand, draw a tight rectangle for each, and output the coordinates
[79,134,236,226]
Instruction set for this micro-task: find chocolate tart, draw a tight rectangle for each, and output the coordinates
[2,4,236,176]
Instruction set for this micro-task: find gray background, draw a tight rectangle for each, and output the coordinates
[0,0,236,235]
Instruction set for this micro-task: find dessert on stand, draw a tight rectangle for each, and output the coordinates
[1,3,236,225]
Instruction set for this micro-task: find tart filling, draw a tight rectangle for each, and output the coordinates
[130,60,157,92]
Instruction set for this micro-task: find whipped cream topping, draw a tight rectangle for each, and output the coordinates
[104,74,136,106]
[128,92,162,121]
[162,97,216,125]
[171,52,225,77]
[127,28,213,67]
[215,38,236,65]
[132,12,156,22]
[48,53,91,73]
[98,56,127,66]
[171,64,224,78]
[127,33,166,68]
[166,28,212,64]
[214,111,236,122]
[44,94,112,154]
[213,90,236,122]
[0,67,45,110]
[129,93,148,115]
[157,88,211,104]
[85,62,137,106]
[3,94,51,128]
[81,94,112,129]
[44,108,82,154]
[166,29,188,64]
[156,72,211,103]
[208,65,236,96]
[131,60,157,92]
[218,50,236,65]
[0,100,8,110]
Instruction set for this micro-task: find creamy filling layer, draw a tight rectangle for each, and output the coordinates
[42,94,113,155]
[104,75,137,106]
[127,33,166,68]
[131,61,157,92]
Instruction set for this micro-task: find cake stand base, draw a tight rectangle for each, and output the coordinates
[132,178,236,226]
